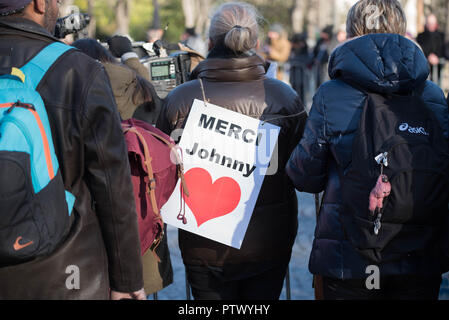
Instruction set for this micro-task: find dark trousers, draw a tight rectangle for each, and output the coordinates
[322,275,442,300]
[430,64,443,85]
[185,260,290,300]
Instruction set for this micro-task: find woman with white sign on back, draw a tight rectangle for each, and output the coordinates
[157,1,307,300]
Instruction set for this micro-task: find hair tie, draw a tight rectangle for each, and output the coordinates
[233,25,243,29]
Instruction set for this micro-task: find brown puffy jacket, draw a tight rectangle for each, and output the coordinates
[103,57,158,121]
[157,51,307,267]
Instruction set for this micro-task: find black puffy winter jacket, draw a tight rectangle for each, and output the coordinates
[286,34,449,280]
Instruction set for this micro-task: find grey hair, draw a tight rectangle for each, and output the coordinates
[346,0,407,38]
[209,2,261,53]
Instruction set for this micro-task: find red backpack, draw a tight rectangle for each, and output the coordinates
[122,119,188,261]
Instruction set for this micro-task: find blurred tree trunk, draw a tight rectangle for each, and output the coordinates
[182,0,197,29]
[59,0,74,16]
[417,0,424,33]
[306,0,319,40]
[58,0,75,42]
[182,0,211,37]
[152,0,161,29]
[303,0,313,35]
[87,0,96,38]
[291,0,305,33]
[196,0,211,37]
[115,0,129,35]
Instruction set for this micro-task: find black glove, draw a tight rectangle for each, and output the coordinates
[107,35,133,58]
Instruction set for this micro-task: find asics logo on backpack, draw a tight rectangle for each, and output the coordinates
[398,123,429,136]
[340,92,449,264]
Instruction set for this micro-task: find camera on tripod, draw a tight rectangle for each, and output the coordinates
[133,40,193,99]
[54,12,91,39]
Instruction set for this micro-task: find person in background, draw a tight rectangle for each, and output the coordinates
[329,27,347,52]
[73,37,173,297]
[262,23,291,81]
[72,38,159,123]
[107,35,164,124]
[157,1,307,300]
[311,25,333,88]
[144,27,165,57]
[147,27,164,44]
[181,27,208,57]
[417,14,447,84]
[108,35,151,81]
[0,0,145,299]
[289,33,311,104]
[336,29,347,44]
[286,0,449,300]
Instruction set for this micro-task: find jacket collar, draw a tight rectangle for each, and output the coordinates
[191,40,267,82]
[0,16,58,41]
[191,54,266,82]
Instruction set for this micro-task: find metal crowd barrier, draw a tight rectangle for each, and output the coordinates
[431,59,447,89]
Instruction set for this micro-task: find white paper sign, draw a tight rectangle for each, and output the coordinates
[161,99,280,249]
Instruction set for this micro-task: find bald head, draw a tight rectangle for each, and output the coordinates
[426,14,438,32]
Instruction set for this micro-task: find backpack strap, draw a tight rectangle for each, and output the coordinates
[0,67,26,82]
[16,42,73,187]
[148,131,189,197]
[144,130,190,197]
[123,126,164,261]
[141,130,190,226]
[123,127,161,216]
[21,42,73,89]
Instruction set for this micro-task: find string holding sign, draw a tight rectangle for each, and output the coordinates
[199,77,210,107]
[261,111,307,126]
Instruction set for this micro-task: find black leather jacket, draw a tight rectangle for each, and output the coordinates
[0,17,143,298]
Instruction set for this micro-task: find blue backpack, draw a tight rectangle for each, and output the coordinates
[0,42,75,267]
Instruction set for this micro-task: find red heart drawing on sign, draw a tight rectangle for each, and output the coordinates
[183,168,241,227]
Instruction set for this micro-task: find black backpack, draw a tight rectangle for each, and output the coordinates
[340,92,449,264]
[0,43,75,267]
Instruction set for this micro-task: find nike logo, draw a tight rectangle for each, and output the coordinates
[13,237,34,251]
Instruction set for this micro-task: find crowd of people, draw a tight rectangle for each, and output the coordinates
[0,0,448,301]
[269,13,449,106]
